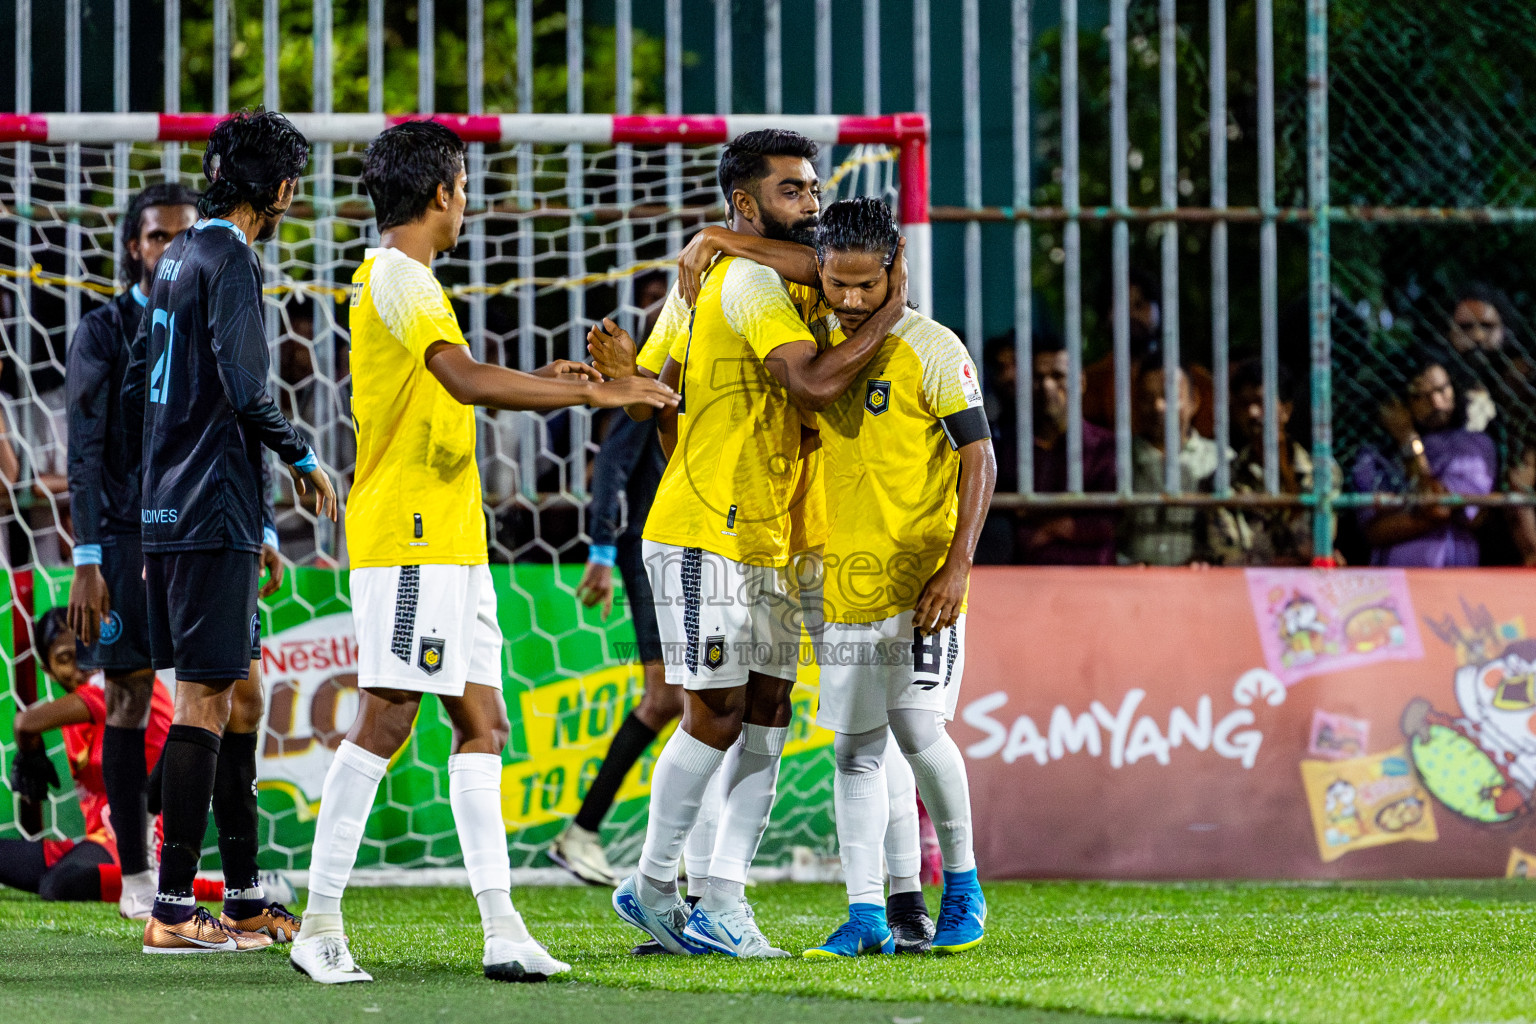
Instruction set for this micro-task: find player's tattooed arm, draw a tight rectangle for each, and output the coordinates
[914,436,997,634]
[677,226,818,307]
[425,342,678,414]
[764,239,908,414]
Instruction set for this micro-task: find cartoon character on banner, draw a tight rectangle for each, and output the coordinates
[1323,779,1364,845]
[1404,601,1535,825]
[1280,592,1328,665]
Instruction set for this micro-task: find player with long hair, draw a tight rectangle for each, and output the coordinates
[288,119,675,984]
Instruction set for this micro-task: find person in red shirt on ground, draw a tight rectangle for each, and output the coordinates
[0,608,219,904]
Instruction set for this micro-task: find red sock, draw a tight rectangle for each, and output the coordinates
[98,864,122,903]
[194,877,224,902]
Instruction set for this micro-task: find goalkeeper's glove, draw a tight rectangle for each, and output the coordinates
[9,747,60,803]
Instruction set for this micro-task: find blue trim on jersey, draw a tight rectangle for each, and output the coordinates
[194,217,248,245]
[73,544,103,567]
[293,450,319,473]
[588,544,617,567]
[263,526,280,550]
[130,283,149,307]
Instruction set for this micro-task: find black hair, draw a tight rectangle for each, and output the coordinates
[1400,344,1466,430]
[200,109,311,219]
[716,129,819,210]
[1133,355,1197,386]
[361,120,468,231]
[984,328,1065,366]
[33,607,70,672]
[1230,357,1296,406]
[814,197,899,265]
[119,182,201,286]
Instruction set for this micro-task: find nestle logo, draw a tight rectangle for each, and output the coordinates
[141,508,178,524]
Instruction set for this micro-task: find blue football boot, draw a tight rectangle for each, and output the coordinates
[803,903,896,959]
[931,868,987,954]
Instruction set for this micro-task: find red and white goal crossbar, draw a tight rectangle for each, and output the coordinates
[0,111,932,310]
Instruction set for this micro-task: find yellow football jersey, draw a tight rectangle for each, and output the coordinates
[815,310,989,623]
[346,247,485,568]
[642,257,819,567]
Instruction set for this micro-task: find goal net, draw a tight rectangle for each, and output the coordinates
[0,112,930,878]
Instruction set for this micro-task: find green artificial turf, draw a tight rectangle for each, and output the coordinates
[2,880,1534,1024]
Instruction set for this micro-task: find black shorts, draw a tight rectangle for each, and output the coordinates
[77,531,152,674]
[143,547,259,683]
[617,535,664,663]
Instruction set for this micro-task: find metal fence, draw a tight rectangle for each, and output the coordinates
[3,0,1535,571]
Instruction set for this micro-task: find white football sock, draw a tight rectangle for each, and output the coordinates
[448,752,518,941]
[882,731,923,894]
[685,765,725,899]
[637,728,727,897]
[707,723,787,887]
[835,762,889,906]
[905,734,976,874]
[299,740,387,926]
[700,875,745,913]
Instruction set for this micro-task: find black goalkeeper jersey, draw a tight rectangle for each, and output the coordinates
[123,218,313,555]
[68,287,148,546]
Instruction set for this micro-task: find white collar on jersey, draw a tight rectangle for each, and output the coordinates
[194,217,248,245]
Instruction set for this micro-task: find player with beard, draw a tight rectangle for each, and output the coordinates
[65,182,197,921]
[123,110,339,953]
[589,130,911,957]
[661,198,996,957]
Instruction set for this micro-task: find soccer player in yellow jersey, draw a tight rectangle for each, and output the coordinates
[589,130,911,958]
[671,198,997,957]
[289,121,676,986]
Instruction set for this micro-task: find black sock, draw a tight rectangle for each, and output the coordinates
[213,730,264,918]
[574,712,658,832]
[102,725,149,874]
[145,748,166,817]
[887,890,927,918]
[153,725,220,924]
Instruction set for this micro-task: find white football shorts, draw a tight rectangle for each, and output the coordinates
[814,610,966,734]
[642,540,801,689]
[351,563,503,696]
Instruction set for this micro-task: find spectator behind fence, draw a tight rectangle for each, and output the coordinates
[1209,359,1337,566]
[1352,352,1495,567]
[1440,283,1536,566]
[1015,333,1117,564]
[1084,267,1215,439]
[1119,362,1223,566]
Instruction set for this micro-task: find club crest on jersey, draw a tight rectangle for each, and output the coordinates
[865,379,892,416]
[419,636,446,675]
[704,635,727,671]
[99,611,122,646]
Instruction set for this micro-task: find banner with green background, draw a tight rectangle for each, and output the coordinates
[1,567,836,872]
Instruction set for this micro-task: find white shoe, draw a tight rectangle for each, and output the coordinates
[118,869,156,921]
[548,824,619,887]
[290,935,373,984]
[483,935,571,982]
[258,869,298,907]
[684,898,791,958]
[613,874,709,955]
